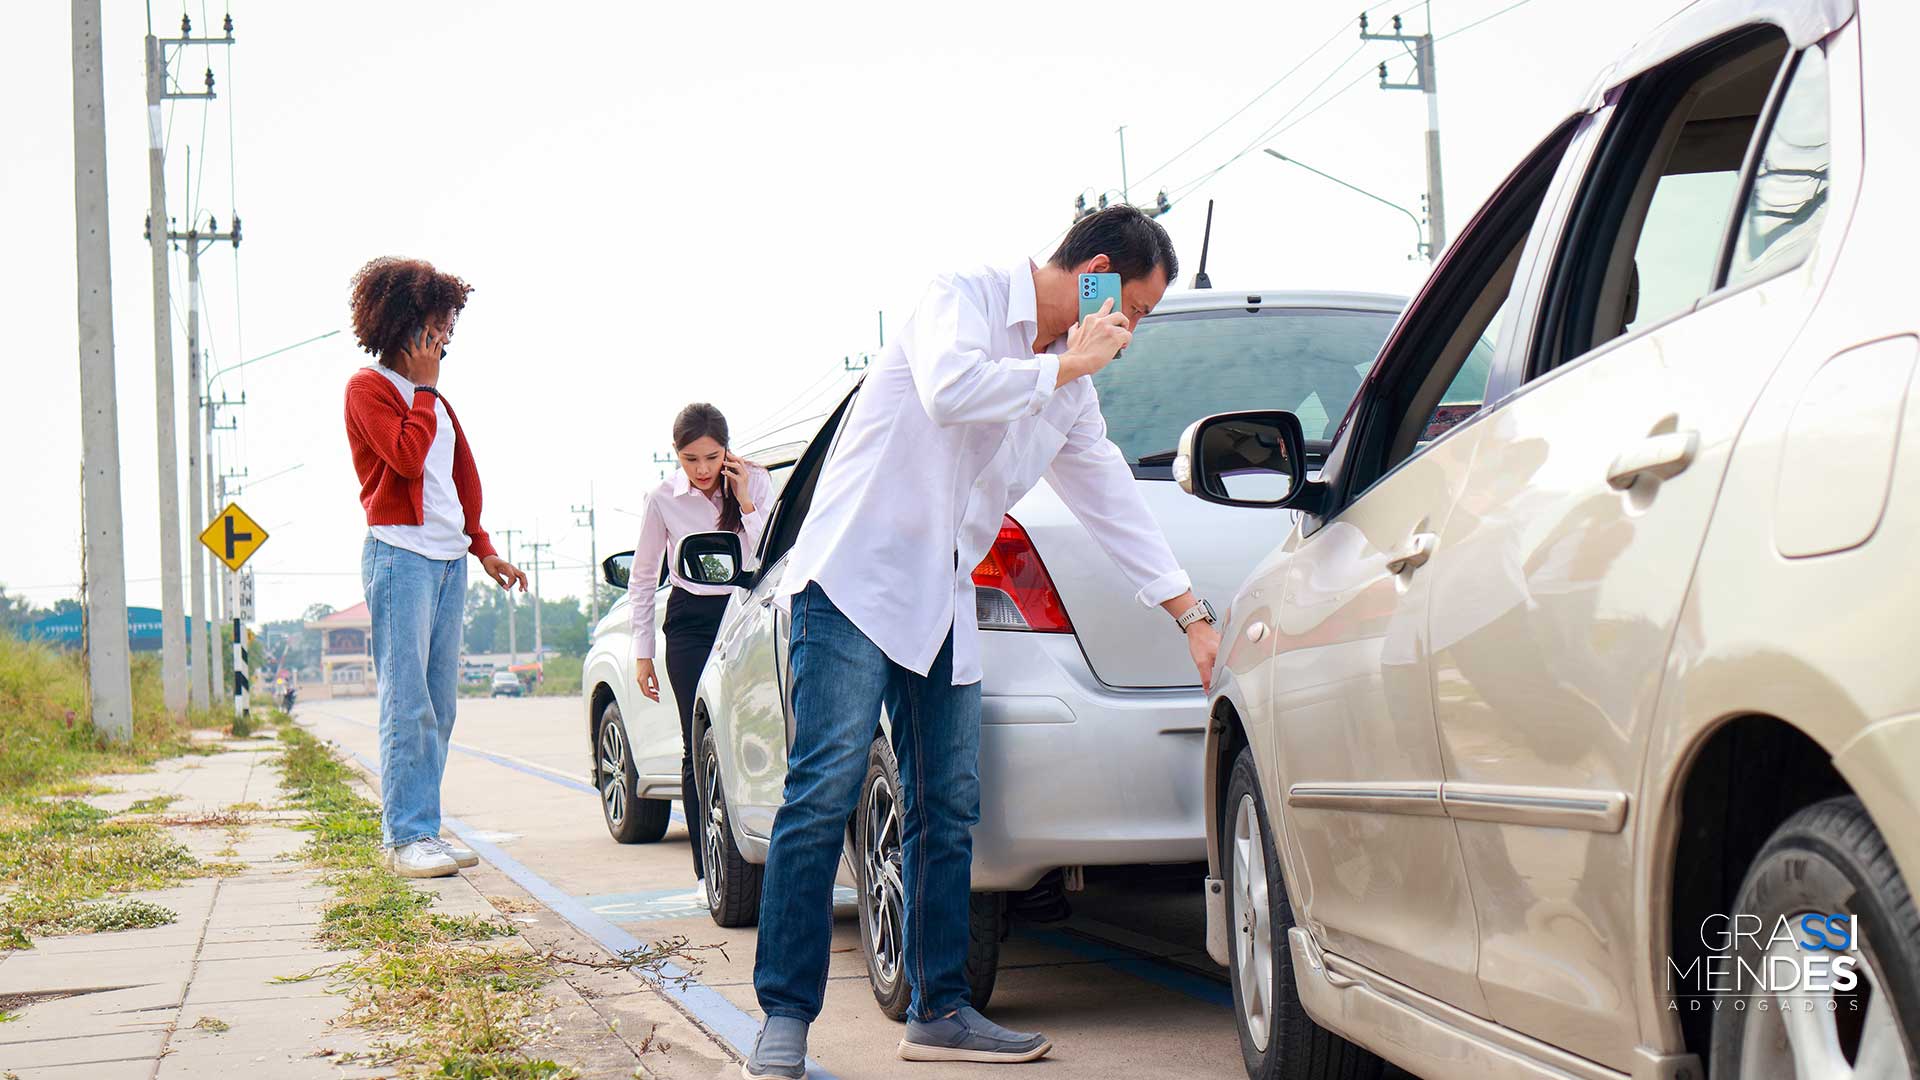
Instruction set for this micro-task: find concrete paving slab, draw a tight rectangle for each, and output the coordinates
[6,1059,160,1080]
[0,1029,167,1069]
[0,980,184,1043]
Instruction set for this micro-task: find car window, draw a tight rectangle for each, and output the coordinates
[1092,307,1398,473]
[1536,30,1788,370]
[761,389,859,567]
[1723,46,1830,288]
[1336,117,1577,506]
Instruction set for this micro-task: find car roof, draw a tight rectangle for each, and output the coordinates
[1149,289,1406,316]
[1578,0,1850,113]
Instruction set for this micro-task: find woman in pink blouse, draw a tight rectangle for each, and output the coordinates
[628,403,772,888]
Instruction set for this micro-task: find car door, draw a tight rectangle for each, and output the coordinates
[713,389,860,839]
[1425,27,1849,1068]
[1269,121,1575,1012]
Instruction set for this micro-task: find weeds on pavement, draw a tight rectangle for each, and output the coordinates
[275,722,578,1078]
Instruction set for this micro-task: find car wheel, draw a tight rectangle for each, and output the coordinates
[1224,747,1383,1080]
[596,700,670,844]
[1709,796,1920,1080]
[854,736,1001,1021]
[698,723,762,928]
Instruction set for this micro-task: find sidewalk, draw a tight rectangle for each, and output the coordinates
[0,731,739,1080]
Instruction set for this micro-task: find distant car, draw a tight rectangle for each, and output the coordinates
[628,288,1407,1019]
[489,670,524,698]
[1178,4,1920,1079]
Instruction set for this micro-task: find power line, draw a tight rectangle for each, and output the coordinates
[1129,0,1406,192]
[1437,0,1543,43]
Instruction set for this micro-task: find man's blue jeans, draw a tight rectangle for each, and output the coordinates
[754,581,982,1024]
[362,537,466,848]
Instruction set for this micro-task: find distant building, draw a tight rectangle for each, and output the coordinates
[310,602,375,697]
[16,606,202,654]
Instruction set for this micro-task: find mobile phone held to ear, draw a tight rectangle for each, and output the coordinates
[1078,273,1122,322]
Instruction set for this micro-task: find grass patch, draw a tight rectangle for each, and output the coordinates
[275,723,575,1076]
[0,799,206,947]
[192,1015,230,1033]
[529,656,581,698]
[126,794,180,814]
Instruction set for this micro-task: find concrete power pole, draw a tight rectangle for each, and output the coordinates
[495,528,522,665]
[1361,8,1447,256]
[144,12,233,717]
[524,541,552,670]
[572,493,597,626]
[168,209,240,712]
[72,0,134,742]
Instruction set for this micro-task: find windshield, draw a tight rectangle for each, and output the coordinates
[1091,306,1398,473]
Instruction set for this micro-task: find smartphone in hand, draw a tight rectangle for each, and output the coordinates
[1078,273,1122,322]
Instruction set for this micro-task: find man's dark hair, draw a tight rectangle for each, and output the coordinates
[1048,204,1178,283]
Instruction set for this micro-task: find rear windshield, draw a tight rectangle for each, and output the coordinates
[1091,306,1398,474]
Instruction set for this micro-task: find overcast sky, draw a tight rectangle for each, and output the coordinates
[7,0,1684,625]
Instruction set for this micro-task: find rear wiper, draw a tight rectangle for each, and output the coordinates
[1136,449,1179,466]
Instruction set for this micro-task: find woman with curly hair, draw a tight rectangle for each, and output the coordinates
[343,256,528,879]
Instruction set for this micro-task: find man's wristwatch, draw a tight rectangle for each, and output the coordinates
[1175,598,1218,633]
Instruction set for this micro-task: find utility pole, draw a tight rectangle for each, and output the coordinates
[572,493,598,625]
[145,11,233,717]
[1116,125,1130,204]
[164,185,240,715]
[1361,6,1446,255]
[73,0,133,742]
[525,541,553,669]
[495,528,522,665]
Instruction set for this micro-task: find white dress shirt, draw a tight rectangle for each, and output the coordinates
[366,365,470,560]
[628,465,773,659]
[777,261,1190,685]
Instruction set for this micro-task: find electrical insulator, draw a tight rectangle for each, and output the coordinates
[205,68,216,91]
[1098,193,1109,210]
[1392,15,1402,31]
[231,216,242,246]
[224,13,233,34]
[1359,12,1369,31]
[181,13,192,33]
[1155,191,1171,216]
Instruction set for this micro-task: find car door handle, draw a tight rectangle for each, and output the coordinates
[1385,533,1436,575]
[1607,430,1698,490]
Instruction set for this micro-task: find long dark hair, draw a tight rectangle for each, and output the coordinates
[672,403,742,534]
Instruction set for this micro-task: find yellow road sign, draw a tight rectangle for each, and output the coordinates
[200,502,269,572]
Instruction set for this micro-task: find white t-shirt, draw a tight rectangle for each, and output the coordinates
[367,365,470,560]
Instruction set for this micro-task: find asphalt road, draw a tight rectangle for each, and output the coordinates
[297,694,1256,1080]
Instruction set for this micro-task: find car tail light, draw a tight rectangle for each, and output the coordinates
[972,515,1072,633]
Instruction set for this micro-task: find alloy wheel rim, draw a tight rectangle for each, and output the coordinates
[701,741,726,906]
[1233,793,1274,1053]
[1742,921,1913,1079]
[599,719,627,827]
[862,771,905,990]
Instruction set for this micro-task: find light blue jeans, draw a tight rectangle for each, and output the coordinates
[362,536,466,847]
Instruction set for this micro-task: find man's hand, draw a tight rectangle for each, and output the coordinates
[1057,299,1132,386]
[481,555,529,592]
[1187,620,1221,693]
[635,658,660,702]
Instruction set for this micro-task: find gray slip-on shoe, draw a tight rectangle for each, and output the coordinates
[898,1005,1051,1063]
[742,1015,808,1080]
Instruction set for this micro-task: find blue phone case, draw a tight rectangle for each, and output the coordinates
[1078,273,1122,321]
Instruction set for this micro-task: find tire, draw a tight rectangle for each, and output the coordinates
[854,736,1001,1021]
[698,724,762,928]
[1708,796,1920,1080]
[595,699,671,844]
[1223,747,1383,1080]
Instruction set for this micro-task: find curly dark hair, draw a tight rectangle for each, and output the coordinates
[348,257,474,364]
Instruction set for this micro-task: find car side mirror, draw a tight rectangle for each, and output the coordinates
[1175,410,1320,511]
[676,531,748,587]
[602,551,634,590]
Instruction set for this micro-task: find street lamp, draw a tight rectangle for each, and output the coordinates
[205,328,343,396]
[1263,149,1431,262]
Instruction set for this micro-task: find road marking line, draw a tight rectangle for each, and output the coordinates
[328,737,836,1079]
[304,707,685,824]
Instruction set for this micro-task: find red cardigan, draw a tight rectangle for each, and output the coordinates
[343,368,497,561]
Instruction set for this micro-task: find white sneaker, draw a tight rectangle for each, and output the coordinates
[388,839,459,878]
[429,836,480,869]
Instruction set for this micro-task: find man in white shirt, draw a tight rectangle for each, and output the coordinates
[743,207,1221,1078]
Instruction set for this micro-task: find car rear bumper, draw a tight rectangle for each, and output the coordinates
[967,632,1208,891]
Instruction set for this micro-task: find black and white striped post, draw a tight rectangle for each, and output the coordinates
[231,571,248,721]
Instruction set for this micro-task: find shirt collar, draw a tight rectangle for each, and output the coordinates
[1007,259,1039,331]
[669,468,691,496]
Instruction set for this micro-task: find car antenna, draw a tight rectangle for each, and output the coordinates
[1193,199,1215,289]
